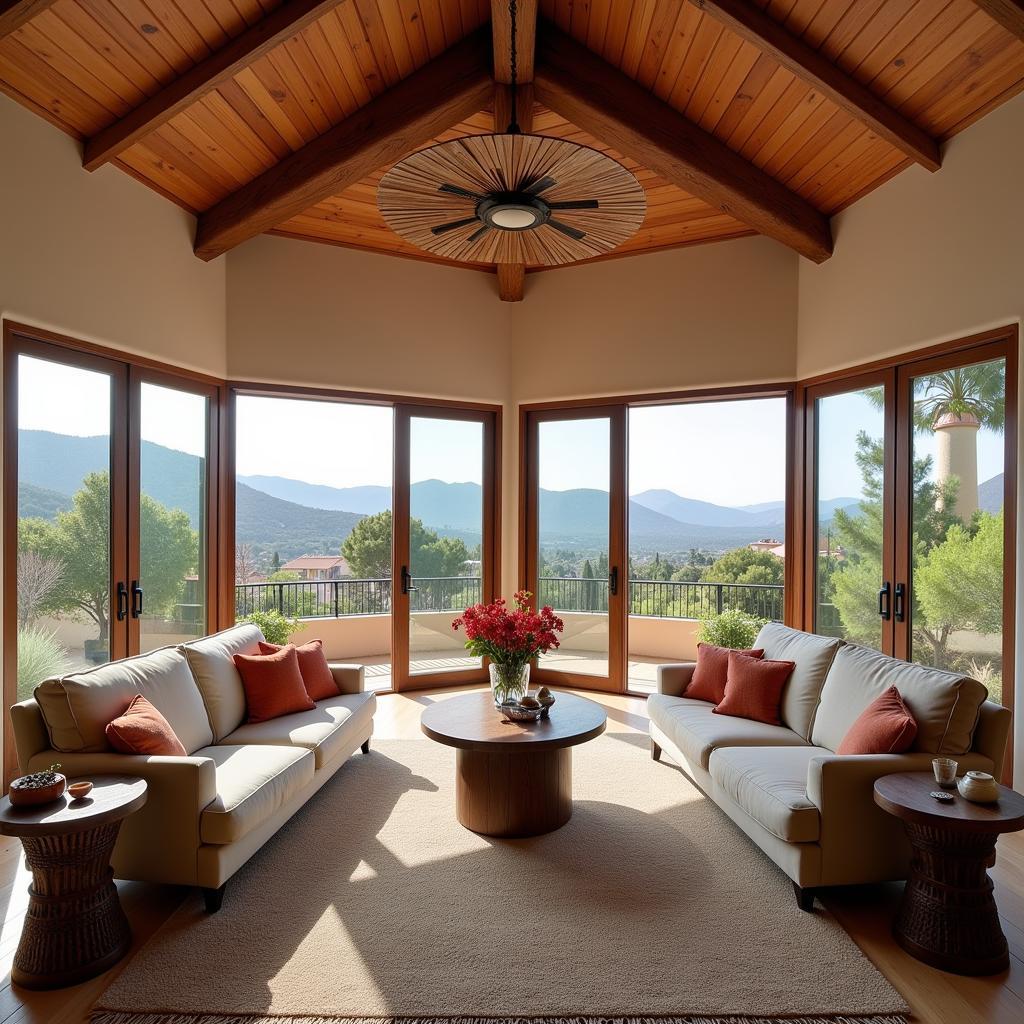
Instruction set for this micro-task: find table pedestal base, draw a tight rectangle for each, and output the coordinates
[13,820,131,990]
[456,747,572,837]
[894,821,1008,976]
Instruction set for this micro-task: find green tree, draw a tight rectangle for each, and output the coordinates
[701,547,784,586]
[270,551,282,573]
[140,492,197,616]
[341,510,470,579]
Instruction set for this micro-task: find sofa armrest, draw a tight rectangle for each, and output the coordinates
[27,750,218,887]
[330,663,365,694]
[10,699,50,774]
[656,663,696,697]
[805,750,995,886]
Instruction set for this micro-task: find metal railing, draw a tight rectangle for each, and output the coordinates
[235,575,783,622]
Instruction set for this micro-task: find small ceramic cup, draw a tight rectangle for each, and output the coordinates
[932,757,958,788]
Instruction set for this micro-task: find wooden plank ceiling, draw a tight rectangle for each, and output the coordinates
[1,0,1023,290]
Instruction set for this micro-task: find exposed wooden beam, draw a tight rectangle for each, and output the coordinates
[494,83,534,302]
[492,0,537,84]
[83,0,345,171]
[193,28,493,261]
[687,0,940,171]
[497,263,525,301]
[534,21,833,263]
[970,0,1024,41]
[0,0,57,39]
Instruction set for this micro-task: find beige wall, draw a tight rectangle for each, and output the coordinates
[0,95,226,376]
[797,91,1024,789]
[514,236,798,402]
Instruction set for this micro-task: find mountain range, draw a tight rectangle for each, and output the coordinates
[15,429,1006,563]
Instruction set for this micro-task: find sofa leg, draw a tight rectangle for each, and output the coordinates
[361,739,371,755]
[650,739,662,762]
[793,882,817,912]
[203,884,226,914]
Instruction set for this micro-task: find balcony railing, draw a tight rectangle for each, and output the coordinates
[235,576,783,622]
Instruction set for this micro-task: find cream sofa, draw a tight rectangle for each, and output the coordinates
[10,624,376,911]
[648,623,1011,910]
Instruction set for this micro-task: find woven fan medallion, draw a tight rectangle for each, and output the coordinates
[377,133,646,267]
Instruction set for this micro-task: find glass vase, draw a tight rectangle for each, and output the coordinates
[490,663,530,706]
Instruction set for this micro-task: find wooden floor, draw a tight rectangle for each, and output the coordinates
[2,686,1022,1024]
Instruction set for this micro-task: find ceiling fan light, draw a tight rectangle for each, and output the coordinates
[489,206,540,230]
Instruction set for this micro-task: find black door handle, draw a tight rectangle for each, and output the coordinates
[609,566,619,596]
[116,581,128,621]
[401,566,417,594]
[878,581,891,621]
[894,582,906,623]
[130,580,143,619]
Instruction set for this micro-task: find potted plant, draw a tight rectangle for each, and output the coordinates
[452,591,564,705]
[697,607,767,650]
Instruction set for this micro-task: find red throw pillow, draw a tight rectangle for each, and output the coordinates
[837,686,918,755]
[258,639,338,701]
[713,650,795,725]
[684,644,766,704]
[106,694,187,756]
[234,645,315,723]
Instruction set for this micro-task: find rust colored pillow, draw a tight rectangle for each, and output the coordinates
[684,644,766,704]
[713,650,795,725]
[105,694,187,756]
[837,686,918,755]
[234,645,315,724]
[258,639,338,701]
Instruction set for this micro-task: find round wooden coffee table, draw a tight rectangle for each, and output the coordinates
[421,691,606,837]
[0,774,147,990]
[874,771,1024,975]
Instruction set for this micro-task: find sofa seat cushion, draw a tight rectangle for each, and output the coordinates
[35,645,213,754]
[198,743,314,845]
[709,745,828,843]
[648,693,808,770]
[812,643,988,755]
[223,692,376,769]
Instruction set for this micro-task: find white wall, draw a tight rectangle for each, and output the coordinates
[797,92,1024,788]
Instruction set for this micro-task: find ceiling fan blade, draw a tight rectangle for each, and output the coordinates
[438,183,484,201]
[467,224,492,243]
[547,219,586,241]
[523,175,557,196]
[430,216,480,236]
[548,199,600,210]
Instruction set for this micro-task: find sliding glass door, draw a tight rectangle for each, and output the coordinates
[391,404,498,690]
[4,330,220,781]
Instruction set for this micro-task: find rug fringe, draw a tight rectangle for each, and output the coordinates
[90,1013,909,1024]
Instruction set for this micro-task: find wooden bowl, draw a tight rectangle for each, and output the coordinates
[9,773,66,807]
[68,781,94,801]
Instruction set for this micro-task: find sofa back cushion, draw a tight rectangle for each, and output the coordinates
[811,643,987,755]
[34,645,213,754]
[753,622,843,740]
[182,624,264,741]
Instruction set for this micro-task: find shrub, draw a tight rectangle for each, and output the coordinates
[237,609,301,646]
[17,626,69,701]
[697,608,766,650]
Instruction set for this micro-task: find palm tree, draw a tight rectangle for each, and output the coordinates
[865,360,1004,522]
[913,361,1004,522]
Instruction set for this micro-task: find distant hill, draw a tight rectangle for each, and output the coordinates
[238,476,391,515]
[19,482,73,521]
[978,473,1003,514]
[631,488,764,528]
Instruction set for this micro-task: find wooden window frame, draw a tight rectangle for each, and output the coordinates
[2,320,224,782]
[227,382,502,696]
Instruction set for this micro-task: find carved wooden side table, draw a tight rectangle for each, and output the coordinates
[0,774,147,989]
[874,771,1024,976]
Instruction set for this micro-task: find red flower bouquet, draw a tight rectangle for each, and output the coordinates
[452,591,564,704]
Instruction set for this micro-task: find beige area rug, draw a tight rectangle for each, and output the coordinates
[93,730,907,1024]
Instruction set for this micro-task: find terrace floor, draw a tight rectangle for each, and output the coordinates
[360,650,667,692]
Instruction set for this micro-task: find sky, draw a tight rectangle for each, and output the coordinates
[19,353,1007,509]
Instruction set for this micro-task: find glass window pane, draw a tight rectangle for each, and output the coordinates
[408,417,484,676]
[909,357,1007,702]
[138,383,209,652]
[16,355,113,693]
[814,388,886,649]
[536,418,610,677]
[234,396,394,690]
[628,398,787,693]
